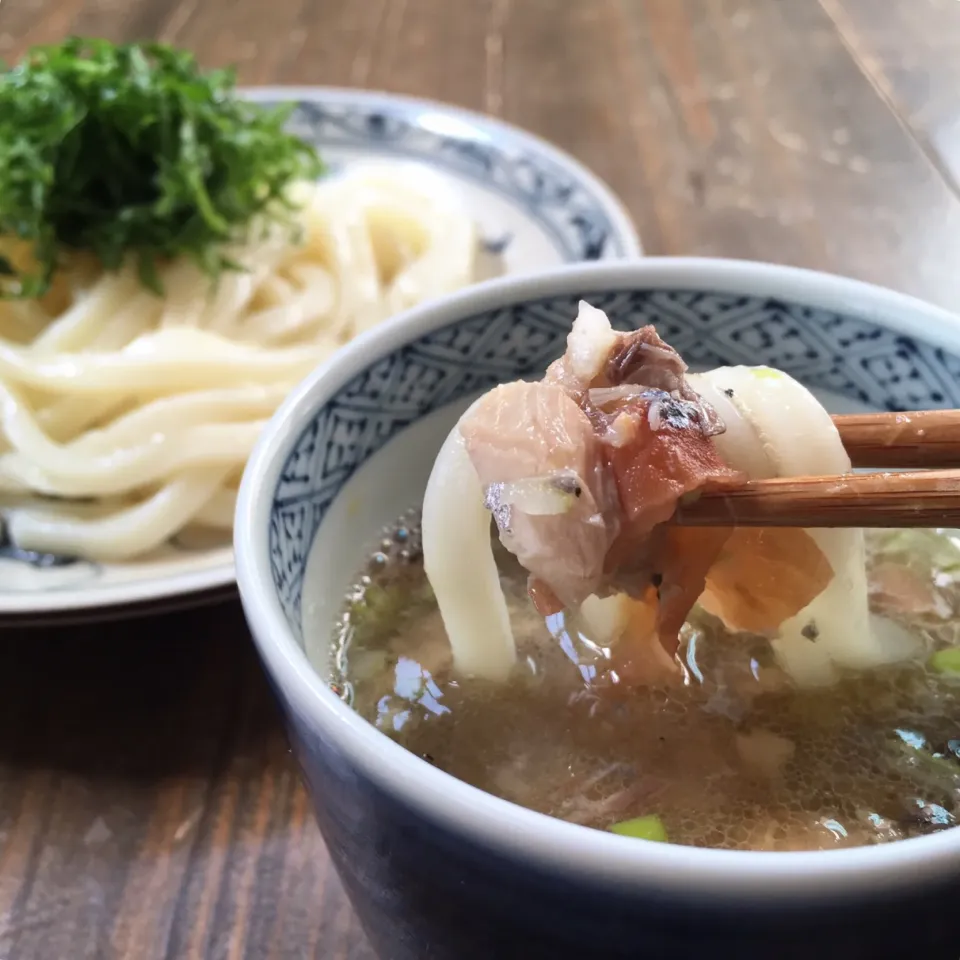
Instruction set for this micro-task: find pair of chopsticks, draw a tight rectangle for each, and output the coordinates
[672,409,960,529]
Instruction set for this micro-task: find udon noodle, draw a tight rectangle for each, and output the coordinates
[423,302,917,688]
[0,163,481,561]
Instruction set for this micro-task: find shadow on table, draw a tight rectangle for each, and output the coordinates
[0,599,284,781]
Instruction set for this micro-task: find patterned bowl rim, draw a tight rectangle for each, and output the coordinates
[236,257,960,899]
[242,85,642,260]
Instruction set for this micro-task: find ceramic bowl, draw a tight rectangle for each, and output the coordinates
[235,259,960,960]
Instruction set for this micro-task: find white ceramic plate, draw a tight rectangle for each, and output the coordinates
[0,87,640,626]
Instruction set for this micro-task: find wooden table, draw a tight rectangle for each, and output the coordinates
[2,1,960,956]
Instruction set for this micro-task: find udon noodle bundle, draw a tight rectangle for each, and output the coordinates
[423,302,915,688]
[0,164,480,561]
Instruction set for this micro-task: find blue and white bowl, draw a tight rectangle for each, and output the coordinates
[235,260,960,960]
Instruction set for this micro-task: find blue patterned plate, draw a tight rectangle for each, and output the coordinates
[0,88,640,625]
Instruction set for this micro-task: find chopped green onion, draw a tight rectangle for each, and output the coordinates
[750,367,784,381]
[609,815,668,843]
[930,647,960,675]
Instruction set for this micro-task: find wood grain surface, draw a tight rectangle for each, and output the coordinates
[1,1,960,957]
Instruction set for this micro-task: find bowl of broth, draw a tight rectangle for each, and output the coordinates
[235,259,960,960]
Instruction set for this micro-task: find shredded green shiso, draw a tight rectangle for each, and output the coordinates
[0,37,323,298]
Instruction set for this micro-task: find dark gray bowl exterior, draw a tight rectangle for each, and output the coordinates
[282,704,960,960]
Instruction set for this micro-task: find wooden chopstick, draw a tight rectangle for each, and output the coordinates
[834,410,960,468]
[672,470,960,528]
[657,409,960,528]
